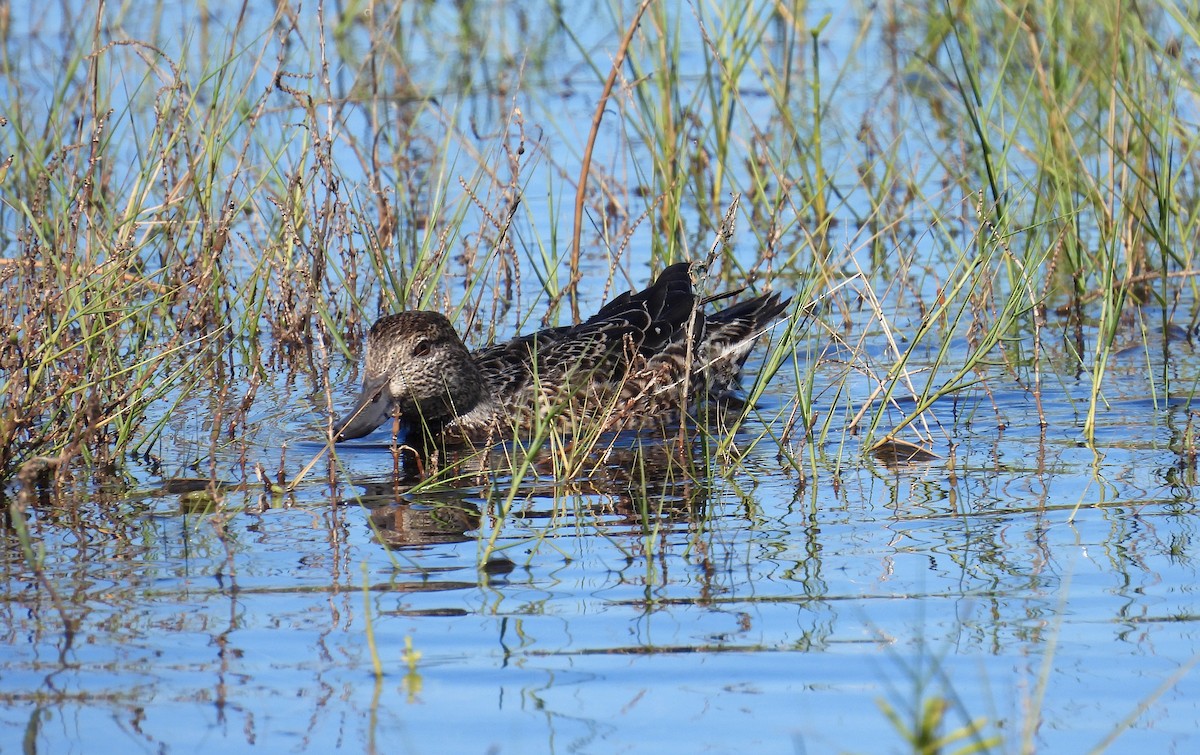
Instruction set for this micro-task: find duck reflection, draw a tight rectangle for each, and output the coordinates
[344,481,482,547]
[343,437,719,548]
[367,499,481,548]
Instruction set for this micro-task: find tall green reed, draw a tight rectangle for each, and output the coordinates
[7,0,1200,490]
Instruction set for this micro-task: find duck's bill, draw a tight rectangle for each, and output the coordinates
[333,377,393,441]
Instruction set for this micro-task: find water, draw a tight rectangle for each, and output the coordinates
[3,1,1200,753]
[7,354,1199,752]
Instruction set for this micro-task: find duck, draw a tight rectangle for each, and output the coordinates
[333,262,790,447]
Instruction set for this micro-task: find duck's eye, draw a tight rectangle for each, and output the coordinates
[412,338,433,358]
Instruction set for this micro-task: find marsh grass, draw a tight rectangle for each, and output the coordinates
[3,0,1200,525]
[926,1,1200,439]
[876,683,1000,755]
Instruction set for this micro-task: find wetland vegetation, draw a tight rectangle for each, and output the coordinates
[2,0,1199,752]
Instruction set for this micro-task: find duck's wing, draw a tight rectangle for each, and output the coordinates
[586,261,695,325]
[471,263,702,409]
[473,311,652,407]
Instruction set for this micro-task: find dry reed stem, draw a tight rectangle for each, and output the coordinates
[568,0,654,320]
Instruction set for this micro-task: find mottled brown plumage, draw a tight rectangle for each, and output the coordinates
[333,263,790,446]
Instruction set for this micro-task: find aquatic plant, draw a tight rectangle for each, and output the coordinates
[0,0,1198,492]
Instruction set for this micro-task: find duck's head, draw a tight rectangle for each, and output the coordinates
[333,311,486,442]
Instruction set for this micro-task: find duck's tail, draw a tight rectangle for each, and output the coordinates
[700,291,792,400]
